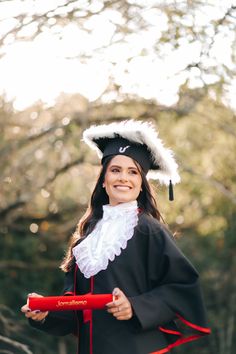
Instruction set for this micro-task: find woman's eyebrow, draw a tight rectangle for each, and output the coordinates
[109,164,138,170]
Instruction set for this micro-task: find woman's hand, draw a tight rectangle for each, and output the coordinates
[106,288,133,320]
[21,293,48,322]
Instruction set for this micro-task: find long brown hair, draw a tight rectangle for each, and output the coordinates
[60,156,163,272]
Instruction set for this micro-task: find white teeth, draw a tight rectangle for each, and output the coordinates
[114,186,131,190]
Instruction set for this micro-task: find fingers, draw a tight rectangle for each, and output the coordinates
[21,293,48,322]
[21,306,48,322]
[106,288,123,310]
[107,304,130,315]
[107,305,133,320]
[112,287,120,297]
[112,307,132,320]
[21,304,31,313]
[106,288,133,321]
[28,292,43,298]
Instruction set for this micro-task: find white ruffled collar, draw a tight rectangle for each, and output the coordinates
[72,201,138,278]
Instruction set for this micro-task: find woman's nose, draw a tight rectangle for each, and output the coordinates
[118,171,128,181]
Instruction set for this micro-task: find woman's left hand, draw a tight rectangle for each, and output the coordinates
[106,288,133,320]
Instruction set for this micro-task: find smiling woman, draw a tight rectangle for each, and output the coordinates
[103,155,142,206]
[21,120,210,354]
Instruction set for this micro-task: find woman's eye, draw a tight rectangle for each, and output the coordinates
[110,168,138,174]
[111,168,119,173]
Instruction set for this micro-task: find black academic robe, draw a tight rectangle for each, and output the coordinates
[30,212,210,354]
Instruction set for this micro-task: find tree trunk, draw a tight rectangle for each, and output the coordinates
[58,339,67,354]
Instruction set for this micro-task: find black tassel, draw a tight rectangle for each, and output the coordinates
[169,180,174,201]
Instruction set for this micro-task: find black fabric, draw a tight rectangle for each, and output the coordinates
[29,310,77,336]
[29,213,209,354]
[96,137,155,174]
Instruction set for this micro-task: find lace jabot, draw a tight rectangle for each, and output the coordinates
[72,201,139,278]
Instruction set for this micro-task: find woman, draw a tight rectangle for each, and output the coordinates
[21,120,210,353]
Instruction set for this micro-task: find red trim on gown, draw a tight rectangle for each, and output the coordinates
[150,314,211,354]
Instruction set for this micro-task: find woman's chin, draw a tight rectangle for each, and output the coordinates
[109,197,136,205]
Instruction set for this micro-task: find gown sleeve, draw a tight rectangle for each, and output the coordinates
[129,221,210,347]
[29,268,78,336]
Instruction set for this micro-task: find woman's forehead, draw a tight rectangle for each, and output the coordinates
[108,155,139,168]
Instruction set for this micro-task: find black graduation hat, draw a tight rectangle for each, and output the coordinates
[83,120,180,199]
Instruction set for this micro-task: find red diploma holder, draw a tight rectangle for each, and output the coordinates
[28,294,115,311]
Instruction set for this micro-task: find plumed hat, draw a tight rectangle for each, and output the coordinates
[83,120,180,193]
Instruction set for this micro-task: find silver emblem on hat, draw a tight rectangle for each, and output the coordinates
[119,145,130,153]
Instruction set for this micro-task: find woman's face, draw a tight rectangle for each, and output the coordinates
[103,155,142,206]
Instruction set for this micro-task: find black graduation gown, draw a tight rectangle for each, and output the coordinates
[30,212,210,354]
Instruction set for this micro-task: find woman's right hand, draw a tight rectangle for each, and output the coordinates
[21,292,48,322]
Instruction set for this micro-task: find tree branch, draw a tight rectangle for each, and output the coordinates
[182,165,236,205]
[0,157,84,220]
[0,260,59,270]
[0,335,33,354]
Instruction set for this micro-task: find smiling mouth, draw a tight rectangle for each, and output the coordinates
[114,185,132,190]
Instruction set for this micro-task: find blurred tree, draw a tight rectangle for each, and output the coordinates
[0,0,236,353]
[0,86,236,352]
[0,1,235,105]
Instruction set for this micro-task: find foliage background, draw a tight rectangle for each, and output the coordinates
[0,1,236,353]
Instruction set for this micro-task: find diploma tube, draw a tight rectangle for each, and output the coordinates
[28,294,114,311]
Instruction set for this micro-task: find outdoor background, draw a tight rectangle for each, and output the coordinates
[0,1,236,353]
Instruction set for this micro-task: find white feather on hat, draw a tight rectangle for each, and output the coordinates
[83,120,180,186]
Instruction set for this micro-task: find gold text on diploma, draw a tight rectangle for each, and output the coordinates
[56,300,88,307]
